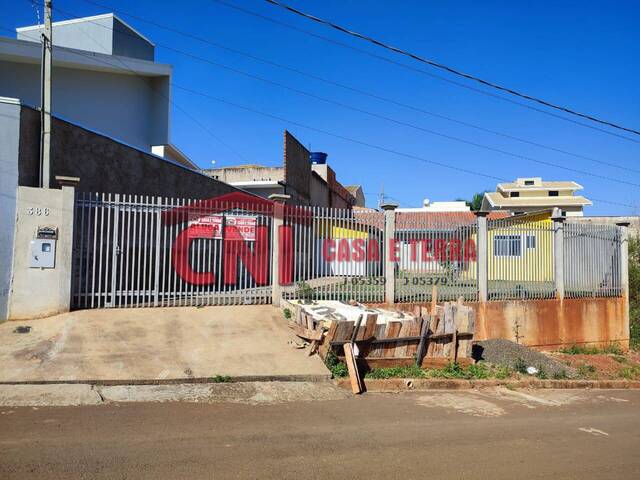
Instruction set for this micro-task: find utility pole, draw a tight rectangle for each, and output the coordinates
[40,0,52,188]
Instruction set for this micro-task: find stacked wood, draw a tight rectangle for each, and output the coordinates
[281,299,476,369]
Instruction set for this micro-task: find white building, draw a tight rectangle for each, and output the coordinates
[0,13,195,168]
[481,177,592,217]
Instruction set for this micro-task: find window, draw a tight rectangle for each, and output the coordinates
[494,235,522,257]
[548,190,559,196]
[510,191,520,198]
[526,235,536,249]
[524,180,535,186]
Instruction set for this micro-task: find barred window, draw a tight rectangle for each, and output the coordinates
[494,235,522,257]
[526,234,536,249]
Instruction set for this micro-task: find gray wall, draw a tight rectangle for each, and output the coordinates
[8,186,75,320]
[567,216,640,238]
[112,18,155,61]
[0,59,168,150]
[17,15,154,61]
[17,104,241,199]
[0,100,20,320]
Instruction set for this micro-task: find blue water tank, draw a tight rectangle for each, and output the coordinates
[310,152,328,164]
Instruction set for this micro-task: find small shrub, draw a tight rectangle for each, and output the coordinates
[536,366,548,379]
[514,357,528,374]
[601,343,623,355]
[211,375,232,383]
[283,308,292,320]
[619,365,640,380]
[552,370,568,380]
[577,364,597,378]
[325,352,348,378]
[494,365,513,380]
[297,281,315,304]
[466,362,491,379]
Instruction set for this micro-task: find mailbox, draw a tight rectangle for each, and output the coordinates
[29,226,58,269]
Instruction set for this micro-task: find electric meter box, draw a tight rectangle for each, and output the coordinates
[29,226,58,268]
[29,239,56,268]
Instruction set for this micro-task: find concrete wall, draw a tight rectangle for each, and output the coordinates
[0,58,169,150]
[385,297,628,350]
[8,186,75,320]
[568,216,640,238]
[17,15,154,61]
[205,165,284,183]
[18,105,239,199]
[0,99,20,321]
[283,130,311,205]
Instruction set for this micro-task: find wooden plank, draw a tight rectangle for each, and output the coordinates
[369,324,387,358]
[394,320,414,358]
[308,339,320,356]
[318,320,338,359]
[350,315,364,344]
[288,321,322,341]
[430,285,438,315]
[343,343,363,394]
[363,314,378,340]
[383,321,403,358]
[442,302,455,358]
[405,317,423,358]
[414,317,430,366]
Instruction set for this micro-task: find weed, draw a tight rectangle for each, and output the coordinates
[536,366,548,379]
[514,357,528,375]
[297,281,315,304]
[577,364,597,378]
[560,343,623,355]
[494,365,513,380]
[325,352,348,378]
[283,308,292,320]
[466,362,491,379]
[365,365,425,379]
[552,370,568,380]
[619,365,640,380]
[210,375,232,383]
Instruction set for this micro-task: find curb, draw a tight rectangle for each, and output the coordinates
[0,374,332,386]
[336,378,640,392]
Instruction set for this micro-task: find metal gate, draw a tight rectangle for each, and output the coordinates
[71,193,273,309]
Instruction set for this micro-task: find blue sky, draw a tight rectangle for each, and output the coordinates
[3,0,639,213]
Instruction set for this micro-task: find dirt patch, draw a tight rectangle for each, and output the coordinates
[553,353,636,379]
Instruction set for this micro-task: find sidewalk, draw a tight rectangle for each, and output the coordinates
[0,305,330,383]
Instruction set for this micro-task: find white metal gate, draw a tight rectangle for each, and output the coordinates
[71,193,273,309]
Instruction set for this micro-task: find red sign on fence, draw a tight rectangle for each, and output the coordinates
[188,215,257,241]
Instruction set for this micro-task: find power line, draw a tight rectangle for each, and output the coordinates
[262,0,640,137]
[5,27,631,209]
[71,0,640,175]
[171,83,637,210]
[45,7,640,188]
[209,0,640,145]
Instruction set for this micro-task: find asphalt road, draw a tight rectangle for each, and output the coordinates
[1,388,639,479]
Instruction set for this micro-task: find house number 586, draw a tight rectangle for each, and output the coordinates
[27,207,50,216]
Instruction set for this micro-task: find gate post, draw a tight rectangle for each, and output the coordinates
[381,203,398,305]
[269,194,290,307]
[617,221,630,349]
[552,208,565,301]
[476,212,488,302]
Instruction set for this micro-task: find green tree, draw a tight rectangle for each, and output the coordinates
[456,191,488,212]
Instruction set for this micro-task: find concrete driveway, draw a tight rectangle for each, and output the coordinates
[0,306,330,382]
